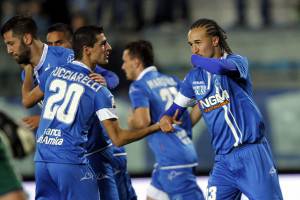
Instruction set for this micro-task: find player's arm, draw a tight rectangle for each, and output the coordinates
[160,72,196,132]
[102,118,159,147]
[190,104,202,127]
[127,107,151,129]
[22,65,44,108]
[191,54,239,75]
[91,66,120,89]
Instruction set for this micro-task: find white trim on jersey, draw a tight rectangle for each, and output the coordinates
[147,184,170,200]
[159,162,198,170]
[215,84,243,147]
[136,66,157,80]
[223,106,240,147]
[34,44,48,83]
[72,60,92,72]
[96,108,118,121]
[84,143,113,157]
[34,44,48,72]
[207,71,212,90]
[113,153,127,157]
[174,92,197,107]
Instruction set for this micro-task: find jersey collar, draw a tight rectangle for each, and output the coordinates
[221,52,228,59]
[34,44,48,72]
[136,66,157,80]
[72,60,92,73]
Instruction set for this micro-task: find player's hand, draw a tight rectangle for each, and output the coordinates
[89,73,107,86]
[159,115,174,132]
[159,110,182,132]
[22,115,40,130]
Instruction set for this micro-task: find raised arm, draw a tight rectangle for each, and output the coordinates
[22,65,44,108]
[191,54,238,75]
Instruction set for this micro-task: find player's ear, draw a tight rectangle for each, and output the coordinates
[83,45,91,56]
[23,33,33,45]
[212,36,219,47]
[134,58,141,68]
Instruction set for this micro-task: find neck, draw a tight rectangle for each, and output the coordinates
[30,40,44,67]
[134,65,146,80]
[79,57,96,72]
[213,47,223,58]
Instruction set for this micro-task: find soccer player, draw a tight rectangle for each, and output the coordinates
[159,18,283,200]
[45,23,137,200]
[12,24,160,199]
[0,140,27,200]
[122,40,204,200]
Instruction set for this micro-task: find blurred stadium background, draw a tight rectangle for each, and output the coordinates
[0,0,300,199]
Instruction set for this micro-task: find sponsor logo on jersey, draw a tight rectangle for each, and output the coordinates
[199,90,230,112]
[193,85,207,95]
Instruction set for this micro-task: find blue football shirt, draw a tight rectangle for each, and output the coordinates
[35,61,118,164]
[129,66,197,166]
[175,54,264,154]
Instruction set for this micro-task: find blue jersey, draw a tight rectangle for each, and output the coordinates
[24,44,120,154]
[33,44,74,84]
[34,61,118,164]
[177,54,264,154]
[129,66,197,166]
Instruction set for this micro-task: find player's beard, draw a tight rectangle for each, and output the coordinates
[16,40,31,65]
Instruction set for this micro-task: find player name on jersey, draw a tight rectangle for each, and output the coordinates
[52,66,102,92]
[146,77,177,89]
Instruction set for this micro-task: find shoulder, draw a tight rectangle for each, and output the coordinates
[129,80,145,94]
[227,54,248,65]
[49,46,74,60]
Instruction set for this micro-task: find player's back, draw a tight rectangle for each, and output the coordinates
[129,67,197,166]
[35,61,109,164]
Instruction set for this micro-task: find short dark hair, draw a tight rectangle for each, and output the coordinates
[1,15,37,38]
[47,23,73,40]
[124,40,154,67]
[73,25,104,60]
[190,18,232,54]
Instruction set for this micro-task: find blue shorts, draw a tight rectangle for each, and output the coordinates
[35,162,99,200]
[87,149,119,200]
[207,137,283,200]
[149,166,204,200]
[113,155,137,200]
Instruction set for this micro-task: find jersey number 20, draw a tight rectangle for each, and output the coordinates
[43,79,84,124]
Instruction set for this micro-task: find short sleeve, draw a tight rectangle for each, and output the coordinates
[129,82,149,109]
[95,87,118,121]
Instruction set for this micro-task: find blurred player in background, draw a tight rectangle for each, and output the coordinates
[159,18,283,200]
[0,139,27,200]
[122,40,204,200]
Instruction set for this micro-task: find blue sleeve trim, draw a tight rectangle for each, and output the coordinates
[161,103,186,120]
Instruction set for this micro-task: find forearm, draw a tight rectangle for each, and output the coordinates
[191,54,238,75]
[103,119,159,147]
[190,104,202,127]
[22,66,34,107]
[116,123,159,146]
